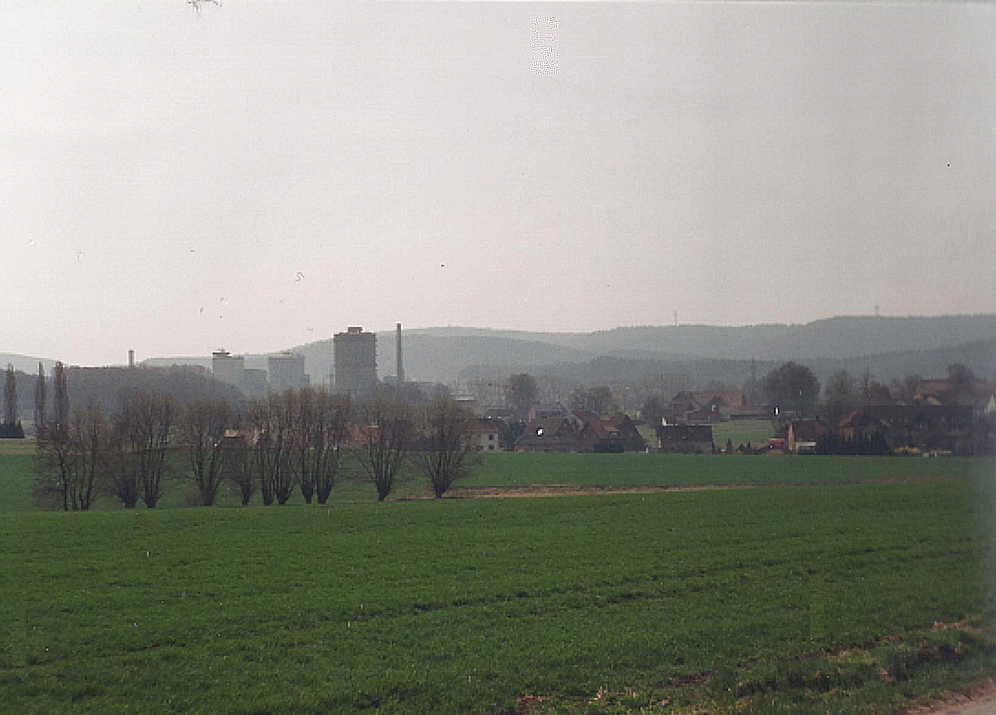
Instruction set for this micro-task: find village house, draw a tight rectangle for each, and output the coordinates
[836,404,975,453]
[514,417,582,453]
[468,418,503,453]
[837,410,891,442]
[577,413,646,453]
[656,424,714,453]
[664,390,753,423]
[785,419,827,454]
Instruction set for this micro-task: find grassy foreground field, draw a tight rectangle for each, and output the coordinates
[460,453,990,489]
[2,477,994,715]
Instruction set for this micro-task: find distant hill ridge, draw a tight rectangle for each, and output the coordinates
[12,314,995,386]
[405,314,996,361]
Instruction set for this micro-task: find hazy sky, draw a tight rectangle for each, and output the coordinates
[3,1,994,365]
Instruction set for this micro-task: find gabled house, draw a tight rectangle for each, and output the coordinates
[469,418,503,453]
[656,424,713,453]
[838,410,891,441]
[786,419,827,454]
[683,397,727,424]
[835,404,975,453]
[577,413,646,453]
[527,403,571,422]
[666,390,747,423]
[514,417,582,453]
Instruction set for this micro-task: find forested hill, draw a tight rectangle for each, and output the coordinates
[377,315,996,383]
[409,314,996,362]
[494,339,996,391]
[61,313,996,386]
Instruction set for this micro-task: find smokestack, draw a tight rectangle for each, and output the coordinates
[128,349,135,368]
[396,322,404,384]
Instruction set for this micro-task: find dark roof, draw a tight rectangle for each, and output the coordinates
[469,418,502,434]
[788,419,827,441]
[514,417,580,448]
[690,391,745,408]
[657,424,713,443]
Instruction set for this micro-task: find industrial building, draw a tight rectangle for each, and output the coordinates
[212,350,245,387]
[242,368,269,397]
[333,327,377,396]
[268,352,308,392]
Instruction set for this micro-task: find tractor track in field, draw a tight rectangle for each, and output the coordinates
[441,476,951,500]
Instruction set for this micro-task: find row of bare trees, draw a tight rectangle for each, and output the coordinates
[34,385,478,510]
[35,390,175,510]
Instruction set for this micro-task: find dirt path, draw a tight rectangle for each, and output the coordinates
[909,682,996,715]
[442,479,947,500]
[444,484,759,499]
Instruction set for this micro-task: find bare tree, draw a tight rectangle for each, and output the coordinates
[286,387,353,505]
[249,393,295,505]
[4,364,17,425]
[417,397,475,498]
[823,369,859,427]
[33,363,47,439]
[67,405,105,511]
[569,385,617,417]
[34,417,73,511]
[52,362,69,431]
[181,397,233,506]
[33,363,73,508]
[117,391,175,509]
[947,363,976,401]
[314,389,352,505]
[34,401,104,511]
[105,407,141,508]
[224,426,256,506]
[289,388,318,504]
[357,398,412,501]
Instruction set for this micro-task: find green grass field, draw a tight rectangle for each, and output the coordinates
[1,480,994,714]
[710,419,776,450]
[636,420,775,453]
[2,441,994,714]
[462,452,990,489]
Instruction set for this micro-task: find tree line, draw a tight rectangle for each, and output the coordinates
[33,364,479,511]
[638,360,987,426]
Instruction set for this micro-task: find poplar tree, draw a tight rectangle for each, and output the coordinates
[33,363,47,438]
[4,364,17,425]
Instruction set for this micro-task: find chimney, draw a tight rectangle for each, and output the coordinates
[396,322,404,384]
[128,349,135,368]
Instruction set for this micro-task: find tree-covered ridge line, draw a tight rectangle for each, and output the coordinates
[117,314,996,386]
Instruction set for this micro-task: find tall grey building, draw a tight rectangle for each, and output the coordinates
[333,327,376,396]
[268,352,308,392]
[212,350,245,387]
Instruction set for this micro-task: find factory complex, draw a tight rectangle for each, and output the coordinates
[211,324,400,398]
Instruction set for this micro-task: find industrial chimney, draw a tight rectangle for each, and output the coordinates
[396,322,405,384]
[128,349,135,368]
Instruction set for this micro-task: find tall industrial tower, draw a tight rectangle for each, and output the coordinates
[333,327,377,396]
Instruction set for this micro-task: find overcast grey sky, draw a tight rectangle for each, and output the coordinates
[3,1,994,366]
